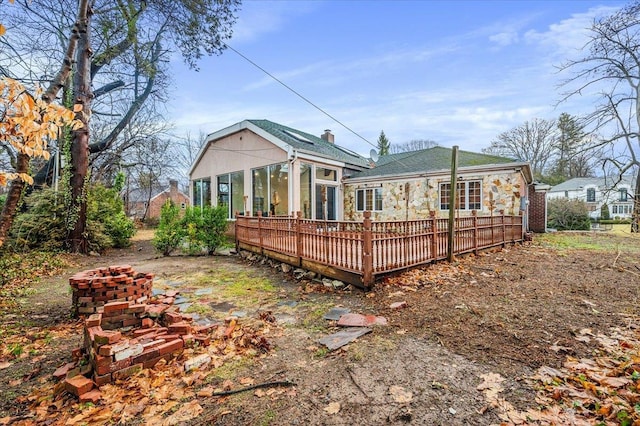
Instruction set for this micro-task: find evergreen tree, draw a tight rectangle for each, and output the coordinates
[377,130,390,156]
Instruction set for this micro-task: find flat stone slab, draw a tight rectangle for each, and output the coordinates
[337,313,387,327]
[277,300,298,308]
[323,307,351,321]
[174,296,189,305]
[274,314,297,325]
[230,310,247,318]
[210,301,236,312]
[318,327,372,351]
[152,289,165,296]
[174,302,191,312]
[194,288,213,296]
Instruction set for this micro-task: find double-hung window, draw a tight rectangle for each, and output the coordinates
[355,188,383,211]
[439,181,482,210]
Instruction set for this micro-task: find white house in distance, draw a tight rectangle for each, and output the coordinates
[547,176,636,219]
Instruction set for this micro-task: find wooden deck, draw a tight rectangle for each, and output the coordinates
[236,211,523,289]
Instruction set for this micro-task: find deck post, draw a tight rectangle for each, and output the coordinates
[447,146,459,262]
[472,210,478,254]
[234,212,239,252]
[296,211,302,264]
[362,211,373,287]
[500,210,506,247]
[429,211,437,260]
[257,211,264,254]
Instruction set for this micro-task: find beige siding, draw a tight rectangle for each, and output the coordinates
[190,129,288,213]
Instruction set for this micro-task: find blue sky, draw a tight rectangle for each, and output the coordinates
[168,0,623,156]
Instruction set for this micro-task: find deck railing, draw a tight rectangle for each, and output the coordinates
[235,211,523,288]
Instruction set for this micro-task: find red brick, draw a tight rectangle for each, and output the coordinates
[85,313,102,328]
[53,362,76,381]
[65,375,93,397]
[94,354,113,368]
[168,322,191,335]
[126,304,146,314]
[132,328,156,338]
[157,339,184,356]
[163,311,182,324]
[194,335,211,347]
[181,334,195,347]
[162,297,175,305]
[71,347,84,360]
[141,318,154,328]
[103,301,130,314]
[79,389,102,403]
[131,348,160,364]
[142,354,172,369]
[94,330,122,345]
[98,340,130,356]
[95,358,131,376]
[112,363,143,381]
[159,334,182,341]
[93,371,112,386]
[90,280,104,289]
[122,317,141,327]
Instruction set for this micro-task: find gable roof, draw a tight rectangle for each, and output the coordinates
[247,120,370,168]
[189,119,371,175]
[549,176,636,193]
[347,146,530,181]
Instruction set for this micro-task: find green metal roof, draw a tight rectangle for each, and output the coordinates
[350,146,518,179]
[248,119,370,168]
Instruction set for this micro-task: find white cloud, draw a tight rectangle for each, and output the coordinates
[524,5,620,58]
[489,31,519,47]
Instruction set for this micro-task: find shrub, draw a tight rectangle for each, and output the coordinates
[10,184,135,252]
[195,205,229,254]
[547,198,591,231]
[87,184,136,249]
[600,203,611,220]
[10,188,67,251]
[153,204,229,256]
[153,201,185,256]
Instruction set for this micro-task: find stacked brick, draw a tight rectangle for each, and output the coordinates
[69,265,153,317]
[57,268,220,403]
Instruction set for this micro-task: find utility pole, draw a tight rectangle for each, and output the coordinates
[447,146,459,262]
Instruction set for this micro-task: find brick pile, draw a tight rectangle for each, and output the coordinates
[57,265,218,403]
[69,265,153,317]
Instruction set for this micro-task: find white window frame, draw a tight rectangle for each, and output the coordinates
[356,188,383,212]
[439,180,482,211]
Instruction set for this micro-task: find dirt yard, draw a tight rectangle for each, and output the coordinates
[1,229,639,425]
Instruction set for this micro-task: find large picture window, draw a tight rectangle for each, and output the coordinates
[192,178,211,207]
[440,181,482,210]
[355,188,383,211]
[252,163,289,216]
[216,171,244,218]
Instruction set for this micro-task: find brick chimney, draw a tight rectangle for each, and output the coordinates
[169,179,178,199]
[321,129,334,144]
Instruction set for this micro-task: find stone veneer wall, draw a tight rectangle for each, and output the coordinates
[344,171,525,221]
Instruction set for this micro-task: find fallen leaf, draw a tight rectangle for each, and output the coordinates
[239,377,255,386]
[598,376,630,388]
[8,378,21,387]
[197,387,214,397]
[324,402,341,414]
[0,362,11,370]
[389,385,413,403]
[254,389,266,398]
[162,400,202,425]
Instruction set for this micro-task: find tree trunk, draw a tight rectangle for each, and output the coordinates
[632,167,640,233]
[0,153,29,246]
[67,0,93,253]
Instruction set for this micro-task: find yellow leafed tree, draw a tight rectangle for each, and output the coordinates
[0,77,81,245]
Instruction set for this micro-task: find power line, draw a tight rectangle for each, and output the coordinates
[224,43,377,151]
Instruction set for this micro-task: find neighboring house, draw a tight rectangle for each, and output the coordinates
[547,176,636,219]
[127,179,189,220]
[189,119,534,224]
